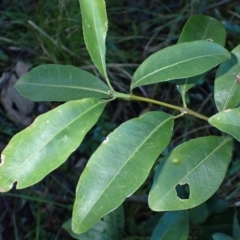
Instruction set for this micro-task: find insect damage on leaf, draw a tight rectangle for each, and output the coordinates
[175,183,190,200]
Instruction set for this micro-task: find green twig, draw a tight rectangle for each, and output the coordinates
[130,94,209,121]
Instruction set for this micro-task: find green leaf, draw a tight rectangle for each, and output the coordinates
[178,15,226,46]
[0,99,106,192]
[62,218,111,240]
[233,211,240,240]
[15,64,111,102]
[176,15,226,95]
[214,45,240,111]
[150,211,189,240]
[190,203,209,224]
[131,41,230,90]
[176,74,205,96]
[79,0,108,78]
[209,108,240,142]
[212,233,233,240]
[72,111,174,233]
[103,205,124,240]
[149,136,233,211]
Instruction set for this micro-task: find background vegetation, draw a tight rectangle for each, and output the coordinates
[0,0,240,239]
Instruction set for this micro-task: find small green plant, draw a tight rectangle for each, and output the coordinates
[1,0,240,238]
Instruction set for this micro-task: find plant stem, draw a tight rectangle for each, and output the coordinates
[113,91,131,100]
[130,94,209,121]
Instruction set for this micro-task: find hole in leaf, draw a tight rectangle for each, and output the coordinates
[175,183,190,200]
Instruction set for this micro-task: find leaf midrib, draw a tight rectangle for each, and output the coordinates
[76,115,172,229]
[157,137,231,206]
[84,0,106,78]
[18,82,109,94]
[132,52,225,88]
[4,100,104,185]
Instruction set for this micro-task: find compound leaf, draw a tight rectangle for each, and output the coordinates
[79,0,108,78]
[214,45,240,111]
[209,108,240,142]
[0,99,106,192]
[131,41,230,89]
[149,136,233,211]
[72,111,174,233]
[15,64,110,101]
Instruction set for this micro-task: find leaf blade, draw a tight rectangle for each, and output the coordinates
[178,15,226,46]
[80,0,108,78]
[209,108,240,142]
[0,99,106,192]
[150,211,189,240]
[131,41,230,90]
[149,136,233,211]
[72,111,174,233]
[176,15,226,95]
[214,45,240,111]
[15,64,110,101]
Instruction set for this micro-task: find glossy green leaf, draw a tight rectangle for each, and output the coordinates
[0,99,106,192]
[214,45,240,111]
[150,211,189,240]
[62,218,110,240]
[212,233,233,240]
[131,41,230,89]
[178,15,226,46]
[149,136,233,211]
[209,108,240,142]
[79,0,108,78]
[72,111,174,233]
[15,64,111,101]
[176,15,226,95]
